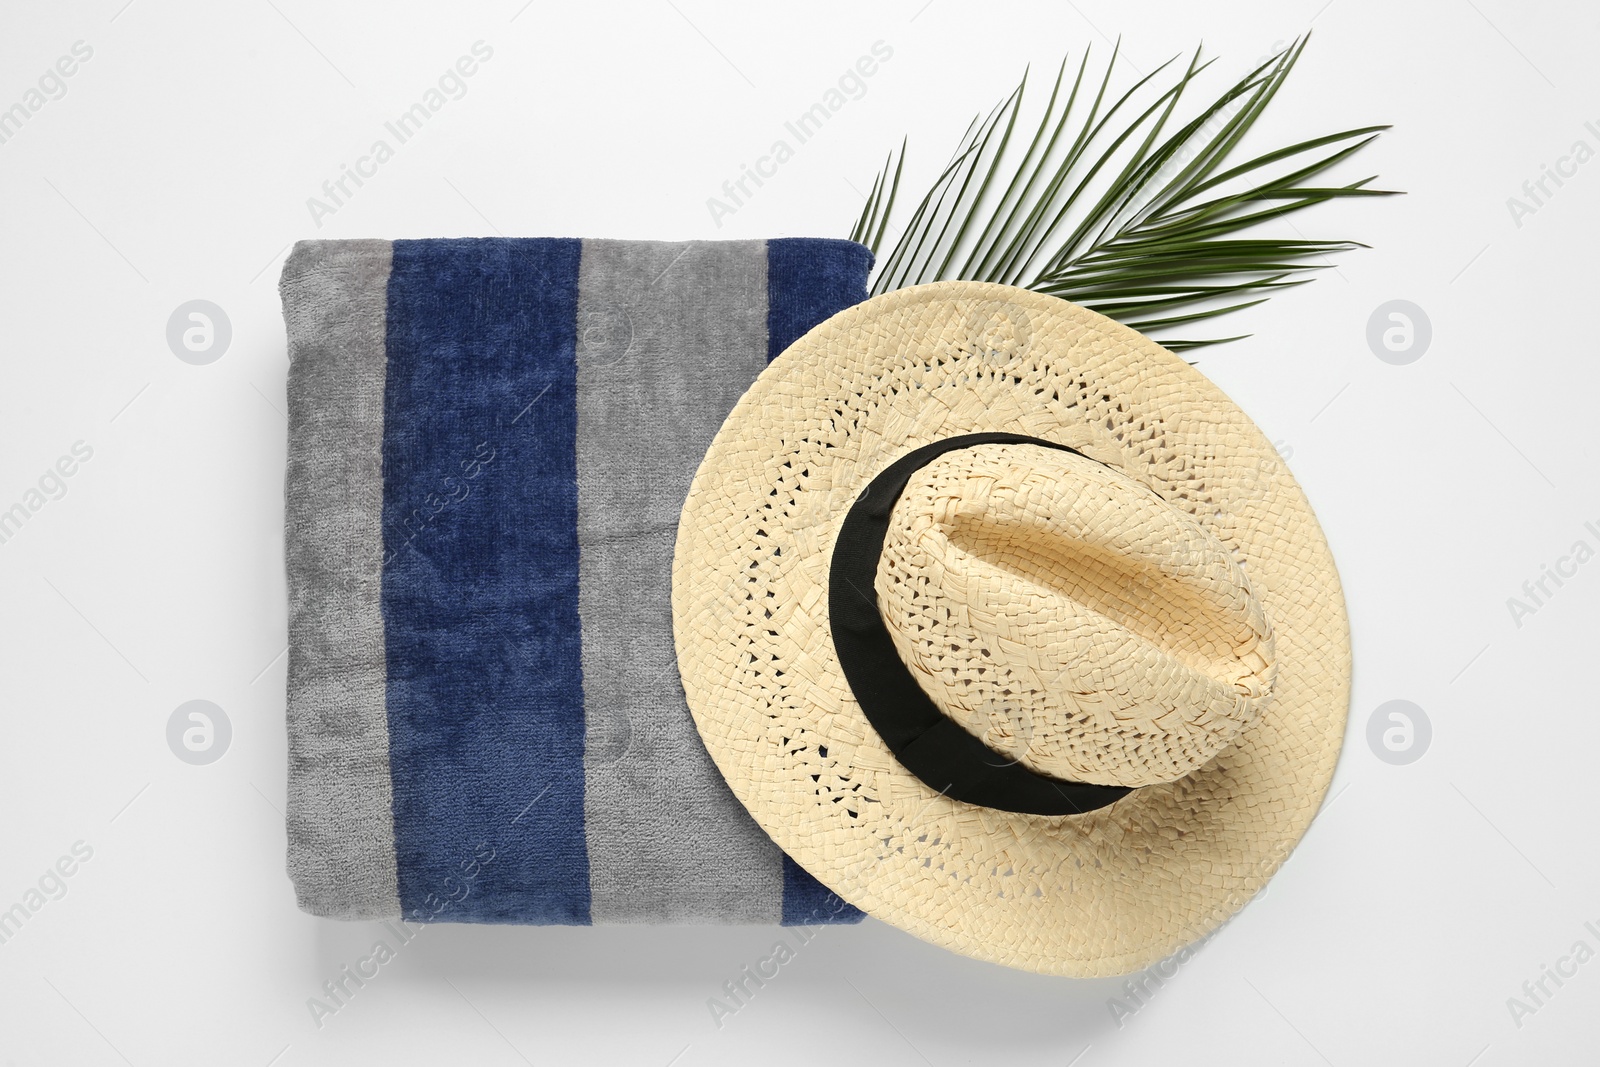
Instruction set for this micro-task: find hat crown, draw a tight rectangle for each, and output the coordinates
[875,441,1276,788]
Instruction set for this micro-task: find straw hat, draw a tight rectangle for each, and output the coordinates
[671,281,1350,976]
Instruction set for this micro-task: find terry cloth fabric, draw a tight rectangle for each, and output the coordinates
[279,236,872,927]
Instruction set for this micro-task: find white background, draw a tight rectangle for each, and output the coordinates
[1,0,1596,1063]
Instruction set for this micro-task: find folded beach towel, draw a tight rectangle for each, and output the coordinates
[280,236,872,926]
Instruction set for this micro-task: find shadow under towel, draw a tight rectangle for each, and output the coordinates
[279,236,872,927]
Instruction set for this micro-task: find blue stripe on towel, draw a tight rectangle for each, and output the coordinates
[767,238,871,926]
[781,853,859,927]
[382,237,592,925]
[765,238,874,361]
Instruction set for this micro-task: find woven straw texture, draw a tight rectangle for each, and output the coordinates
[671,281,1350,976]
[879,442,1277,789]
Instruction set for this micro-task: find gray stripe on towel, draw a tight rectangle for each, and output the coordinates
[576,239,784,923]
[281,239,401,919]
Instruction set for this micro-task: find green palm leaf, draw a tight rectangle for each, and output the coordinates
[848,35,1397,351]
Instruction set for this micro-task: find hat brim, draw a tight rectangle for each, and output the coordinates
[671,281,1350,976]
